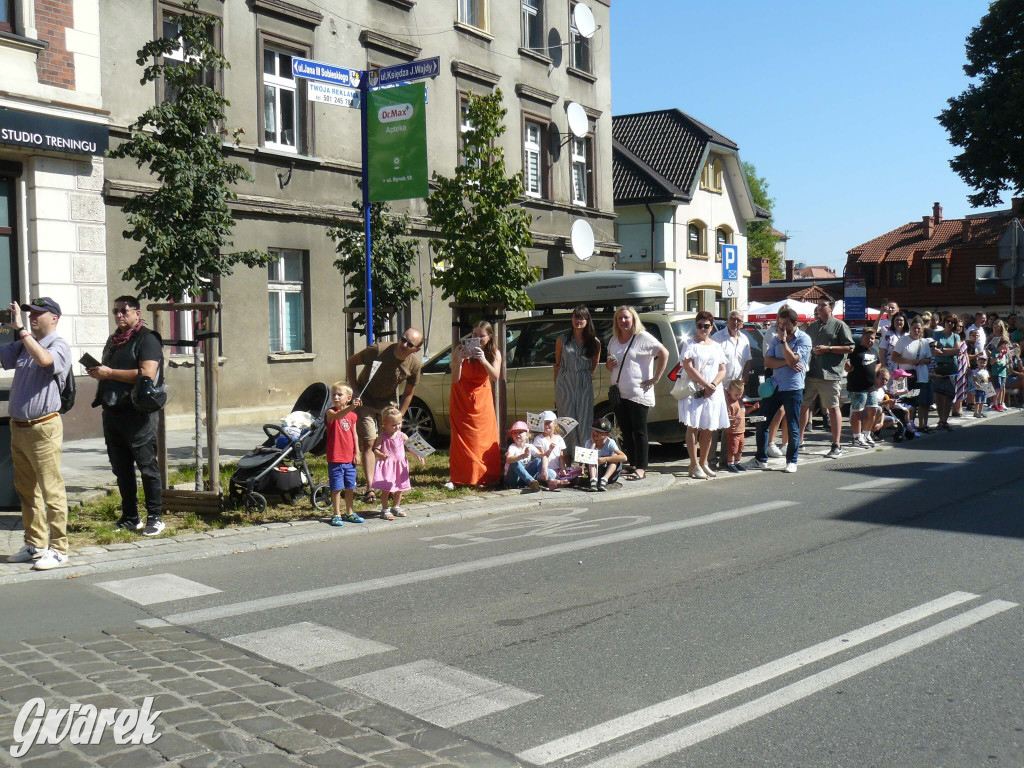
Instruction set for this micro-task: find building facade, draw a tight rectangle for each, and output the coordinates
[0,0,110,438]
[100,0,615,430]
[611,108,767,316]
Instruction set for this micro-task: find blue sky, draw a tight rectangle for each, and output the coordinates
[609,0,1001,272]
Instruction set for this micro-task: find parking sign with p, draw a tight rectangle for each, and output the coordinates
[722,243,739,281]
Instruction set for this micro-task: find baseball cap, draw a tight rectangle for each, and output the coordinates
[540,410,557,423]
[509,420,529,434]
[20,297,61,316]
[592,418,612,433]
[891,368,913,379]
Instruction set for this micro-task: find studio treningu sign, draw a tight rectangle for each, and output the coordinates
[0,108,109,156]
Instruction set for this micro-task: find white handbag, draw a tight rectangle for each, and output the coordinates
[671,376,699,401]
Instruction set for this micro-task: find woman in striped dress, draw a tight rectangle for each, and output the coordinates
[554,305,601,457]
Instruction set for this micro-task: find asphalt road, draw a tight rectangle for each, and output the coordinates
[3,415,1023,767]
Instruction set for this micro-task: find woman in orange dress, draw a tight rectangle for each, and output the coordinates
[448,321,502,486]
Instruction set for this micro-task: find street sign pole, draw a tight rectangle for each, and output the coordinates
[360,71,374,345]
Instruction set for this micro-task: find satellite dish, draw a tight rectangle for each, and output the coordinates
[572,3,596,39]
[570,219,595,261]
[566,102,589,139]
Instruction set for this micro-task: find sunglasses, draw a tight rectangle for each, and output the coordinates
[112,307,136,316]
[695,323,712,330]
[400,337,418,348]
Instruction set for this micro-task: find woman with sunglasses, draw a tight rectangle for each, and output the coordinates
[679,311,729,479]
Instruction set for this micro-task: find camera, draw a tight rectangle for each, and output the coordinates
[0,309,13,324]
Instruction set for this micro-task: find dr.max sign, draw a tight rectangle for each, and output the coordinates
[367,82,428,202]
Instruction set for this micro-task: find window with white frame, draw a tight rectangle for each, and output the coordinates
[571,137,589,206]
[263,47,299,152]
[928,261,944,285]
[459,95,483,168]
[569,3,592,72]
[522,0,543,50]
[268,249,308,352]
[524,121,544,198]
[460,0,488,30]
[160,11,218,105]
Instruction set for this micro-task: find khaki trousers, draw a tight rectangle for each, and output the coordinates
[10,416,68,554]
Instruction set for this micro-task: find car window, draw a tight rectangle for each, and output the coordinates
[741,328,763,351]
[671,319,696,355]
[520,320,570,367]
[505,326,522,367]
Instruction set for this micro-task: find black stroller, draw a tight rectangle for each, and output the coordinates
[228,383,332,513]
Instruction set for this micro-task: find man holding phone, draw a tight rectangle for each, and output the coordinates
[754,307,812,473]
[1,298,72,570]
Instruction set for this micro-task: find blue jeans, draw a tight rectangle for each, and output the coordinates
[505,457,551,488]
[756,389,804,464]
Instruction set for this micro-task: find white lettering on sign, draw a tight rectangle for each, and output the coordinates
[378,104,413,123]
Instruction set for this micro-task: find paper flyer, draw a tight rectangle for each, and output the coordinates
[557,416,578,436]
[358,360,383,397]
[406,431,436,459]
[574,446,598,466]
[526,412,544,432]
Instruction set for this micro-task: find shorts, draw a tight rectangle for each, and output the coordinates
[355,404,381,442]
[933,376,955,397]
[974,389,988,404]
[993,373,1007,389]
[328,461,357,491]
[849,390,879,412]
[804,377,842,410]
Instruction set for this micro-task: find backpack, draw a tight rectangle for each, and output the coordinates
[55,368,76,414]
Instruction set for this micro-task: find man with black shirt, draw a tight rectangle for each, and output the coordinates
[87,295,165,535]
[846,328,879,448]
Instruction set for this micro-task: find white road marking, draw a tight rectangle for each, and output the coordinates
[578,600,1017,768]
[836,478,902,492]
[95,573,222,605]
[518,591,978,764]
[164,501,796,625]
[338,660,539,727]
[224,622,395,669]
[136,618,171,628]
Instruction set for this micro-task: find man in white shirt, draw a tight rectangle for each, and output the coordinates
[967,311,987,353]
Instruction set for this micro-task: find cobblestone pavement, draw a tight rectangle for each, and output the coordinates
[0,623,529,767]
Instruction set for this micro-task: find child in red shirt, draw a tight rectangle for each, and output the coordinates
[325,382,365,526]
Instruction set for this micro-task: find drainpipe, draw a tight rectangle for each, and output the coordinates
[645,203,656,274]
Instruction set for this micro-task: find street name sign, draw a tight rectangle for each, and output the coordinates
[291,57,361,88]
[369,57,440,88]
[307,81,360,108]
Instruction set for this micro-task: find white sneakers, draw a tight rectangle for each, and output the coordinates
[32,549,68,570]
[7,544,42,563]
[766,443,784,458]
[784,463,798,473]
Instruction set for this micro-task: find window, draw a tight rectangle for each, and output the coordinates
[890,263,907,288]
[522,0,543,50]
[0,0,13,33]
[268,249,308,352]
[459,0,488,30]
[716,227,731,262]
[688,222,706,257]
[262,46,301,153]
[928,261,944,285]
[569,3,592,72]
[863,265,875,287]
[976,264,997,295]
[523,120,546,198]
[160,11,218,105]
[459,95,481,168]
[700,158,724,191]
[571,136,591,206]
[0,174,20,317]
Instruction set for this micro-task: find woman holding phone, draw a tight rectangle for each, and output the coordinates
[448,321,502,487]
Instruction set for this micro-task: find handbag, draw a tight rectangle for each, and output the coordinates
[757,378,777,398]
[608,335,637,409]
[131,375,167,413]
[671,376,699,401]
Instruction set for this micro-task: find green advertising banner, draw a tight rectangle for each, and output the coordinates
[367,82,428,202]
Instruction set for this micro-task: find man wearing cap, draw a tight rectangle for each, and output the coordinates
[1,298,72,570]
[584,418,626,490]
[87,295,165,536]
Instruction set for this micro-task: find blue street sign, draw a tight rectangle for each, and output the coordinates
[722,243,739,282]
[291,57,361,88]
[369,57,440,88]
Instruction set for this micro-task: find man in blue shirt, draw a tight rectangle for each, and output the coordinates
[754,307,812,473]
[1,297,72,570]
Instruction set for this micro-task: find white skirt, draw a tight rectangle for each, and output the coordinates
[678,386,730,430]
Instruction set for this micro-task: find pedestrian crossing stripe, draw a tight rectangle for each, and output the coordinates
[224,622,395,669]
[94,573,222,605]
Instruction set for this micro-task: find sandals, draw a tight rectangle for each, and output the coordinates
[937,422,953,432]
[391,506,407,517]
[381,509,395,521]
[626,471,646,481]
[362,490,378,504]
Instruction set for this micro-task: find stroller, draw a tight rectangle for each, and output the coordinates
[228,382,332,513]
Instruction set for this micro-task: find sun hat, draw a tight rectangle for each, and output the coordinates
[540,410,557,422]
[509,421,529,434]
[891,368,913,379]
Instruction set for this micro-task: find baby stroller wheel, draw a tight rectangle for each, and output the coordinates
[311,483,331,511]
[245,492,268,514]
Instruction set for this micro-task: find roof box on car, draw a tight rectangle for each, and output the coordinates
[527,271,670,310]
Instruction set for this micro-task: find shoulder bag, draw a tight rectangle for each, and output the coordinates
[607,335,637,409]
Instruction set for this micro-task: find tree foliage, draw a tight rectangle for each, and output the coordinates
[938,0,1024,207]
[107,0,269,300]
[329,196,421,330]
[427,89,537,310]
[742,161,782,279]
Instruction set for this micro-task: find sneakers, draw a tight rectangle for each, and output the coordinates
[342,512,365,523]
[753,458,770,470]
[141,516,165,537]
[726,464,741,473]
[329,515,345,527]
[851,434,869,449]
[32,549,68,571]
[766,443,784,458]
[784,463,798,473]
[824,444,844,459]
[863,433,876,447]
[733,462,747,472]
[590,477,599,491]
[598,478,608,491]
[527,479,541,492]
[115,516,144,532]
[7,544,42,563]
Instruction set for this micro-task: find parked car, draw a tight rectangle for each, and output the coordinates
[405,272,704,444]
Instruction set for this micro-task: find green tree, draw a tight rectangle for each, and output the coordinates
[427,89,537,310]
[743,161,782,279]
[329,196,421,331]
[938,0,1024,207]
[107,0,269,300]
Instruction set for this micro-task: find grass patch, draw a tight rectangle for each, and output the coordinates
[68,449,481,548]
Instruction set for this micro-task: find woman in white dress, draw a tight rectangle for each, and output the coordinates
[679,311,729,479]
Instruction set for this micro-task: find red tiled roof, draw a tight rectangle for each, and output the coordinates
[884,247,915,263]
[921,248,951,261]
[788,284,834,301]
[848,215,1011,264]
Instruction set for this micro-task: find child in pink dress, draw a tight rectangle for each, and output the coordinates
[371,406,422,519]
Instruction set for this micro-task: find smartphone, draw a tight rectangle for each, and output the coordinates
[0,309,12,324]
